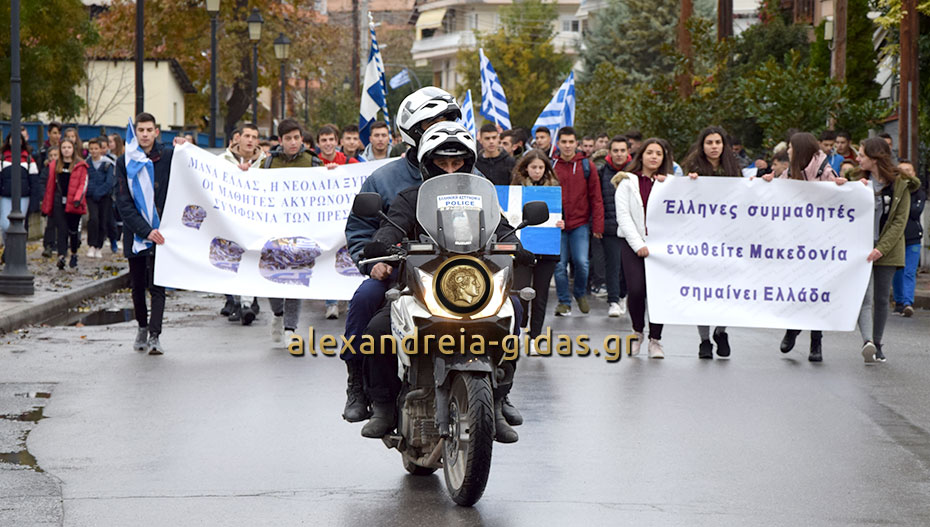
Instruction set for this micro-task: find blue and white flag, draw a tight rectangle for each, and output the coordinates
[124,118,159,254]
[531,71,575,139]
[479,49,511,129]
[457,89,477,137]
[495,185,562,255]
[388,68,411,90]
[359,16,391,146]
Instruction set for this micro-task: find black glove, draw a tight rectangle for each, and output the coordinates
[364,241,390,259]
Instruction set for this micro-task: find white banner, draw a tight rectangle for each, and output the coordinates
[644,177,874,331]
[154,144,395,299]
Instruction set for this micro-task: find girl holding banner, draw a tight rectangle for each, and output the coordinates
[611,139,672,359]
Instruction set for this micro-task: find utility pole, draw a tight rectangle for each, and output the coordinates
[832,0,847,82]
[135,0,144,115]
[678,0,694,97]
[352,0,361,98]
[717,0,732,40]
[898,0,919,161]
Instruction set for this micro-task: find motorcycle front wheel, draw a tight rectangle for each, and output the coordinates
[442,372,494,506]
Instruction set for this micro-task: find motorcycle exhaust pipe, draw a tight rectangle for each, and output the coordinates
[425,438,445,467]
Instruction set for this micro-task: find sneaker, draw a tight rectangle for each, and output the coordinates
[903,305,914,318]
[617,300,627,315]
[607,302,622,317]
[325,304,339,320]
[69,254,78,268]
[271,315,284,343]
[87,248,96,258]
[57,256,66,270]
[110,240,119,253]
[42,247,53,258]
[555,304,571,317]
[227,305,242,322]
[893,303,905,316]
[147,334,164,355]
[861,341,877,363]
[713,330,731,358]
[629,331,644,356]
[808,338,822,362]
[96,247,104,258]
[592,286,608,298]
[576,296,590,314]
[241,304,257,326]
[875,344,886,362]
[133,327,149,352]
[648,338,664,359]
[698,339,713,359]
[286,330,304,356]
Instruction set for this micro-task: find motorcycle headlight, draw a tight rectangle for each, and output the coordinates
[432,256,496,317]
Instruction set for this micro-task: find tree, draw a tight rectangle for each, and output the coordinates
[844,0,881,105]
[92,0,348,135]
[456,0,572,129]
[0,0,98,119]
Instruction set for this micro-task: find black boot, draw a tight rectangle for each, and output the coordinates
[808,334,823,362]
[227,304,242,322]
[781,330,801,353]
[713,329,730,357]
[494,399,519,443]
[241,300,258,325]
[361,401,395,438]
[501,395,523,426]
[220,296,236,316]
[698,339,713,359]
[342,360,371,422]
[68,254,78,268]
[57,256,66,270]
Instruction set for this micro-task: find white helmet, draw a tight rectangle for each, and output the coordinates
[417,121,477,180]
[396,87,462,147]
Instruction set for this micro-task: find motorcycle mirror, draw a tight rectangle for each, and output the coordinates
[352,192,383,218]
[522,201,550,226]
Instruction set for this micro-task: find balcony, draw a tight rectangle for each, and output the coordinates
[411,30,477,60]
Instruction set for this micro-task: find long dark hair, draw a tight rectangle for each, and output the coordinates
[626,138,672,177]
[108,133,125,157]
[1,132,31,157]
[511,149,558,185]
[860,137,900,184]
[787,132,822,181]
[684,126,741,176]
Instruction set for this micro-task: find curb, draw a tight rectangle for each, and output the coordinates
[915,292,930,310]
[0,271,130,334]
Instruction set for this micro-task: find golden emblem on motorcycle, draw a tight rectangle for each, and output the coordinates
[434,256,493,315]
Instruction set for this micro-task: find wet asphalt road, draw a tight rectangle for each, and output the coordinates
[2,290,930,526]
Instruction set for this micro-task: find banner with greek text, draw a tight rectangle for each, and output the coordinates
[496,185,562,255]
[153,144,394,299]
[644,177,874,331]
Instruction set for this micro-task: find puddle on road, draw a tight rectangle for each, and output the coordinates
[48,308,135,327]
[0,392,49,472]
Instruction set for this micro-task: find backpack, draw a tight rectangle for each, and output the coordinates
[581,157,591,180]
[814,156,830,181]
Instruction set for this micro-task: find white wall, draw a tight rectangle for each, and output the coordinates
[79,60,187,128]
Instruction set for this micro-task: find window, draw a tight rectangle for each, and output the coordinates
[561,18,580,33]
[466,12,479,31]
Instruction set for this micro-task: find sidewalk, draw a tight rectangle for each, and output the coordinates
[915,268,930,309]
[0,241,129,334]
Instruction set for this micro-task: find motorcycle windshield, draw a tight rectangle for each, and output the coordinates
[415,173,501,254]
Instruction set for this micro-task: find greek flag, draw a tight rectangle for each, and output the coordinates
[479,49,511,129]
[495,185,562,255]
[358,16,391,146]
[458,89,477,137]
[531,71,575,138]
[388,68,411,90]
[124,118,159,254]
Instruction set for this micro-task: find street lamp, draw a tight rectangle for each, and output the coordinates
[247,8,263,125]
[274,32,291,121]
[0,0,35,295]
[206,0,220,148]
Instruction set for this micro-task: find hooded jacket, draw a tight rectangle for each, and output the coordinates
[610,171,649,251]
[904,187,926,245]
[361,142,392,162]
[220,144,266,169]
[43,158,89,215]
[1,149,39,199]
[475,150,516,186]
[86,155,116,201]
[873,175,921,267]
[598,156,627,236]
[552,151,604,234]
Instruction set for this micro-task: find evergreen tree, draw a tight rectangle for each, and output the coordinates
[845,0,881,105]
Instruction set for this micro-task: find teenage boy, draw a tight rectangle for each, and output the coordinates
[318,124,359,169]
[550,127,604,316]
[475,123,516,186]
[340,125,365,162]
[361,121,391,161]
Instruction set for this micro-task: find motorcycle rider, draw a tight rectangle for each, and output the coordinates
[358,121,532,443]
[342,88,465,422]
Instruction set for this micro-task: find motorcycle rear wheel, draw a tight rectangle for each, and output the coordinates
[443,372,494,506]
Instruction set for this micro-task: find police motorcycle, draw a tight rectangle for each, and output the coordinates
[352,174,548,506]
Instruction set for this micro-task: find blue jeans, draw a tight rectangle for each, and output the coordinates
[343,276,393,361]
[0,197,29,246]
[554,224,590,305]
[892,243,921,306]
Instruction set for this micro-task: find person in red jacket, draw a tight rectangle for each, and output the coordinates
[42,138,87,269]
[317,124,359,169]
[551,126,604,316]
